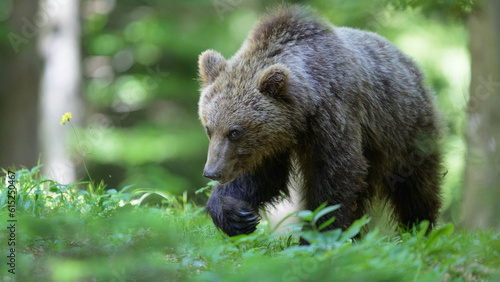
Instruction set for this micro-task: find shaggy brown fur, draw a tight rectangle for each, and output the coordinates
[198,5,443,238]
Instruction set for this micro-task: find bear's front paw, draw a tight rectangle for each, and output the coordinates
[208,196,260,237]
[222,205,260,236]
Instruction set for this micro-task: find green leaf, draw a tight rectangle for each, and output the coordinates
[339,215,371,243]
[426,223,454,248]
[325,228,343,243]
[271,210,298,234]
[313,204,341,226]
[318,216,337,231]
[120,185,135,193]
[49,185,59,192]
[417,220,430,240]
[297,210,314,221]
[312,202,328,216]
[24,198,32,210]
[195,181,218,195]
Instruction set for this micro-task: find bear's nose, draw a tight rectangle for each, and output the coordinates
[203,170,222,181]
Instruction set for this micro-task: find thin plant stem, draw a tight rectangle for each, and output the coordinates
[68,120,95,195]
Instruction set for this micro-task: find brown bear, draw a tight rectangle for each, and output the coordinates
[197,5,443,238]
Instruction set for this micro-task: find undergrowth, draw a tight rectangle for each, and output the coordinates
[1,166,499,281]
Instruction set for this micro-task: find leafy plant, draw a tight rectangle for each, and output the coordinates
[1,169,499,281]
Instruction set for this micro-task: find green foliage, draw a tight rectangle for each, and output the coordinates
[391,0,475,19]
[1,169,499,281]
[194,180,218,197]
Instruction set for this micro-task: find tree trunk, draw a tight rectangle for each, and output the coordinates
[0,1,40,170]
[38,0,82,184]
[464,0,500,230]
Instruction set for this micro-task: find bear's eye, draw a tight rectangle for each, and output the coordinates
[205,126,211,139]
[228,127,243,141]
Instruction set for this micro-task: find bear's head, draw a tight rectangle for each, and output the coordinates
[198,50,295,184]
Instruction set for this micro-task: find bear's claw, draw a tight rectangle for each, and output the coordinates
[212,197,260,236]
[222,207,260,236]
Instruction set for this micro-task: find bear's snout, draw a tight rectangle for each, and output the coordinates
[203,169,222,181]
[204,138,238,184]
[202,163,235,184]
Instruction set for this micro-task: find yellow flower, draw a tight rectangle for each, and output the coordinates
[60,112,72,125]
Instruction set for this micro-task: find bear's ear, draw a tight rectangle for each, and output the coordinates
[257,64,289,98]
[198,50,227,87]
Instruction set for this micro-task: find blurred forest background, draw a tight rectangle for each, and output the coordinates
[0,0,498,230]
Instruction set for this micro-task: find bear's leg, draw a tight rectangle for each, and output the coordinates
[385,148,442,229]
[206,151,291,236]
[297,117,369,235]
[301,173,367,233]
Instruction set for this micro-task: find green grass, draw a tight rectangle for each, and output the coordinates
[1,166,499,281]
